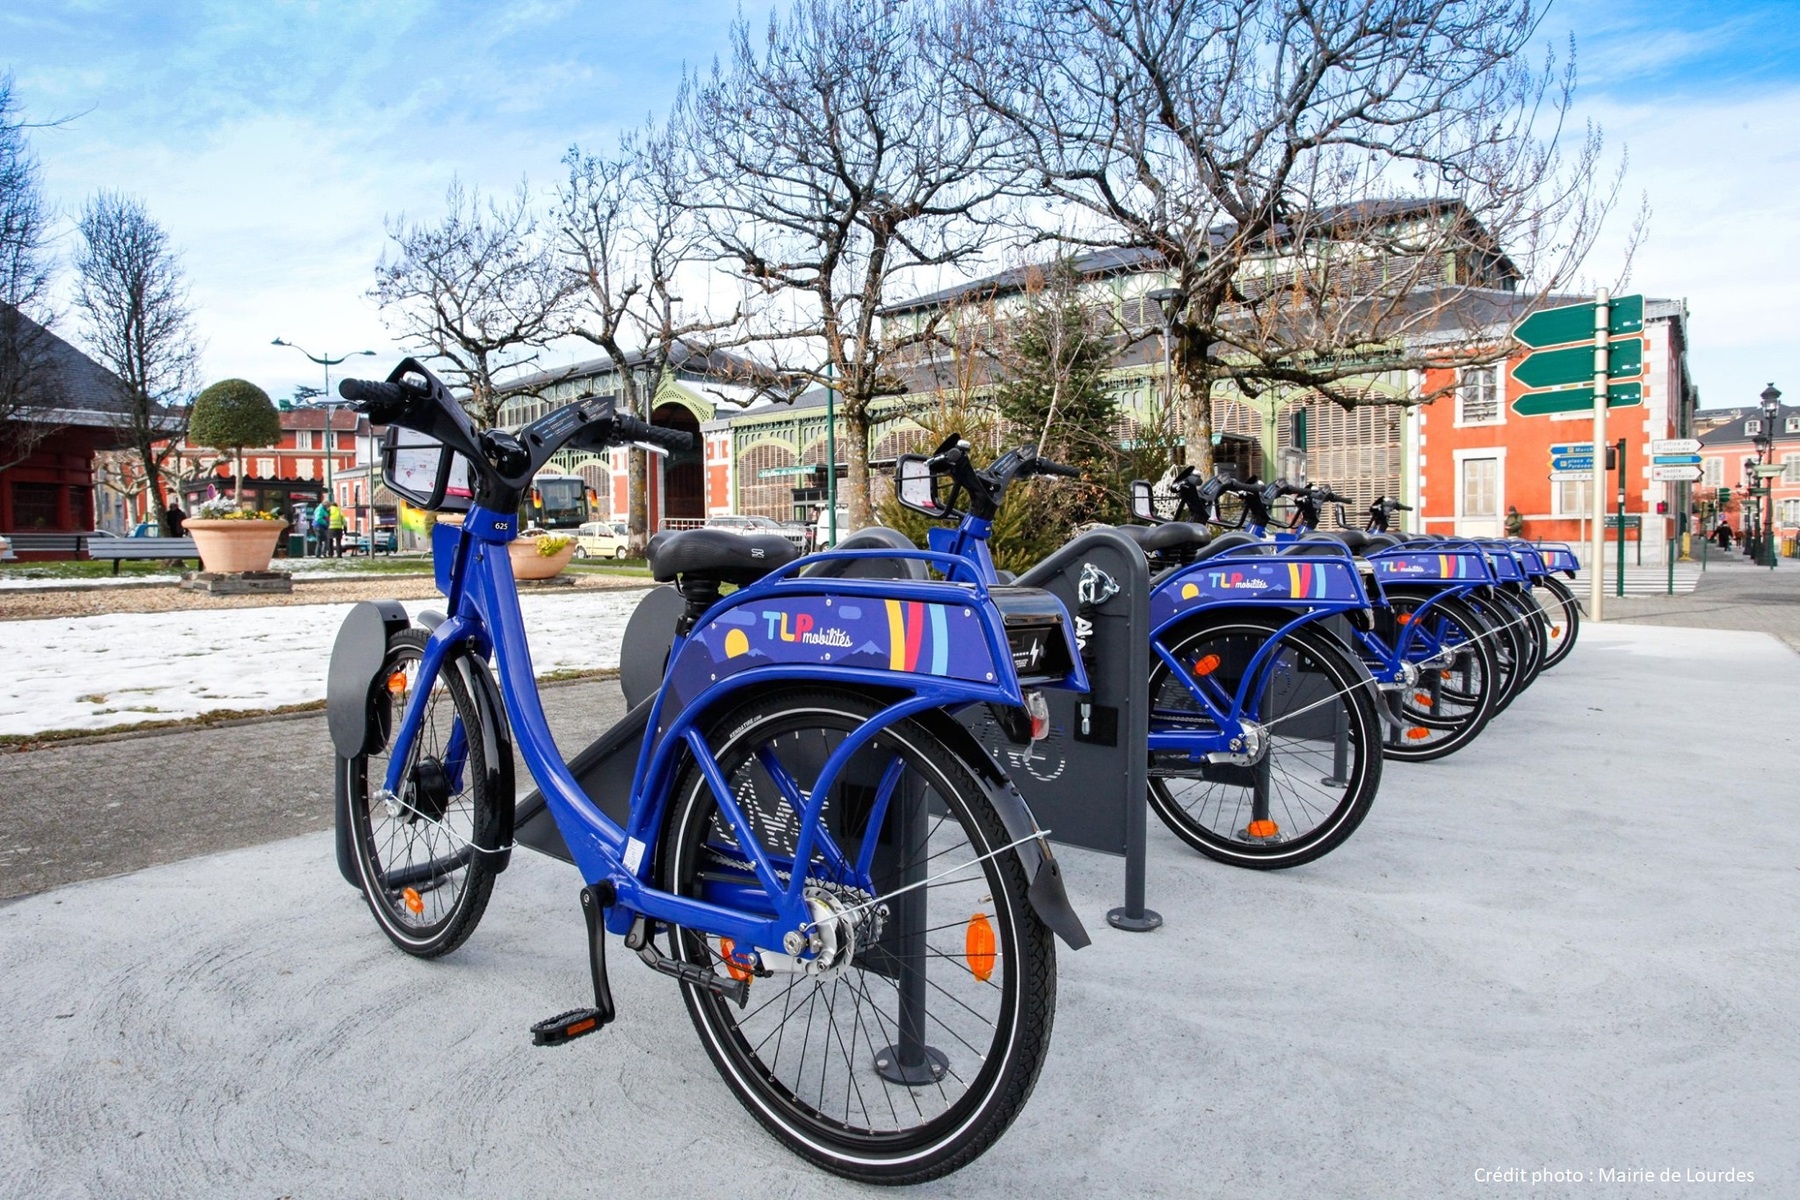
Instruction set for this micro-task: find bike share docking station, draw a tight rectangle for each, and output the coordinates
[958,526,1161,932]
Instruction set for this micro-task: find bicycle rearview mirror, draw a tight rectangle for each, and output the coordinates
[384,426,474,513]
[895,454,945,517]
[1129,479,1157,521]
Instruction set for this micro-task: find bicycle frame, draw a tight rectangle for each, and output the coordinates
[381,505,1076,957]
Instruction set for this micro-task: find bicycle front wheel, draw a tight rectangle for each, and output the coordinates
[1147,616,1383,869]
[1533,576,1581,670]
[346,628,500,958]
[660,687,1056,1184]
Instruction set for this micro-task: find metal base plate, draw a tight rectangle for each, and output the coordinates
[874,1044,949,1086]
[1107,906,1164,932]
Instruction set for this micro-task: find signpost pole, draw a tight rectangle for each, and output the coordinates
[1616,438,1628,596]
[1590,289,1609,620]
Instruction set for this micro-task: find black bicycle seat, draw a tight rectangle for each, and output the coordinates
[646,528,800,585]
[1115,522,1211,555]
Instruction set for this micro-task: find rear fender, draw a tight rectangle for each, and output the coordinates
[911,709,1092,951]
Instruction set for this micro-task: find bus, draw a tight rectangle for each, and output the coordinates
[521,473,593,531]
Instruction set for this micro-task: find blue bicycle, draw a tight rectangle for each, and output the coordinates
[324,361,1089,1184]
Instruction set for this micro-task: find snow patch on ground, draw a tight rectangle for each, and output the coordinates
[1,589,648,737]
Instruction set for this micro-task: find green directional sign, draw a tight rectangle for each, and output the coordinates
[1511,381,1643,417]
[1513,294,1644,349]
[1511,336,1642,391]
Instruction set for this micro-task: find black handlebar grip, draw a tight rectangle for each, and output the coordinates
[616,414,697,453]
[336,378,410,424]
[1034,459,1082,479]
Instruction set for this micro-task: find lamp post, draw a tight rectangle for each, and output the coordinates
[1758,383,1782,567]
[272,339,377,550]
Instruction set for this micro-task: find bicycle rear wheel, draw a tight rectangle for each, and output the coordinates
[346,628,500,958]
[660,686,1056,1184]
[1147,616,1383,869]
[1533,576,1581,670]
[1379,594,1499,762]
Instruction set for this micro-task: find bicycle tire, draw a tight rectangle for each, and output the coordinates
[1533,575,1581,670]
[1146,615,1383,869]
[346,628,500,958]
[659,686,1056,1184]
[1378,594,1500,762]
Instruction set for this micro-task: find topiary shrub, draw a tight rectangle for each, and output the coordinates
[190,378,280,502]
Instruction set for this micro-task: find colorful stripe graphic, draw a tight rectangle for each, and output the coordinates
[883,599,951,674]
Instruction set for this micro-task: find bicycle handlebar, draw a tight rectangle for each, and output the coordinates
[614,413,697,454]
[338,377,423,425]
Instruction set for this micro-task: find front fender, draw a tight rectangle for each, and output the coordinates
[330,600,411,887]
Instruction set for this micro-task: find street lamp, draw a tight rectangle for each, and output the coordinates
[1147,287,1184,448]
[272,339,377,551]
[1759,382,1782,567]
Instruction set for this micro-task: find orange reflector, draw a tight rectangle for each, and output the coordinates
[565,1017,597,1036]
[386,671,408,694]
[1550,628,1563,639]
[1246,819,1279,838]
[1397,613,1413,624]
[1405,727,1431,740]
[1440,670,1453,680]
[1413,692,1434,706]
[965,913,996,982]
[402,887,424,914]
[1194,654,1222,676]
[718,937,753,982]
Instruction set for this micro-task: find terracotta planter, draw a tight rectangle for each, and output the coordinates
[508,537,577,580]
[185,518,287,573]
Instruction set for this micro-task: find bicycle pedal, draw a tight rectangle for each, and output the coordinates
[531,1007,610,1046]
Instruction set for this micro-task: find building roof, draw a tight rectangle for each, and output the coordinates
[279,406,367,433]
[882,198,1508,316]
[1698,404,1800,448]
[0,302,135,428]
[493,340,771,398]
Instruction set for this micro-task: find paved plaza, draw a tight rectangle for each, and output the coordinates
[1,601,1796,1196]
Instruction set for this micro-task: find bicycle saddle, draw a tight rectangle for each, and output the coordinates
[1280,532,1359,556]
[646,528,801,585]
[1189,531,1263,561]
[1115,522,1211,555]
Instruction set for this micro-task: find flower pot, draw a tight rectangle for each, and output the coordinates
[508,537,577,580]
[185,518,287,573]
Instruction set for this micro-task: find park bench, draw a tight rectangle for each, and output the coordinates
[88,537,200,574]
[1,531,93,559]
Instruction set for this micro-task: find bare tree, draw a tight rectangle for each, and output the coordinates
[555,110,743,552]
[0,76,64,473]
[683,0,1020,526]
[955,0,1636,474]
[73,191,199,534]
[372,178,573,430]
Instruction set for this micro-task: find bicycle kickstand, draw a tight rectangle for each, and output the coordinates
[530,884,618,1046]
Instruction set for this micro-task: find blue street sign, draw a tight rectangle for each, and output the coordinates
[1550,442,1594,456]
[1652,454,1702,465]
[1551,455,1595,471]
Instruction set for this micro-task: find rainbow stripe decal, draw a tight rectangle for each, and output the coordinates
[1285,561,1331,598]
[885,600,950,675]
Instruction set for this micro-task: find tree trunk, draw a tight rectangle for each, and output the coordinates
[628,373,651,553]
[1175,332,1216,477]
[843,399,872,530]
[138,437,174,534]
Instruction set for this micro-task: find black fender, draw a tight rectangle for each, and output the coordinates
[329,601,516,887]
[619,585,685,709]
[331,601,411,887]
[914,708,1091,950]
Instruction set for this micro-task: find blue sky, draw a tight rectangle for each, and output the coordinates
[5,0,1798,410]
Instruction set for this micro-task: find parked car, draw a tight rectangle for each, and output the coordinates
[574,521,629,560]
[706,514,808,548]
[809,506,852,550]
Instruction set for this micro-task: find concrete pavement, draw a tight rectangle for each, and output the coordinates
[1588,549,1800,654]
[1,622,1796,1197]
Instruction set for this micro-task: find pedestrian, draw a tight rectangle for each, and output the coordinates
[1715,520,1732,551]
[328,502,347,557]
[294,503,313,555]
[165,503,186,536]
[312,498,333,556]
[1504,504,1523,537]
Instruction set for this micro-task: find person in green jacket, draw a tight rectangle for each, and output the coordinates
[328,502,347,557]
[312,499,332,557]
